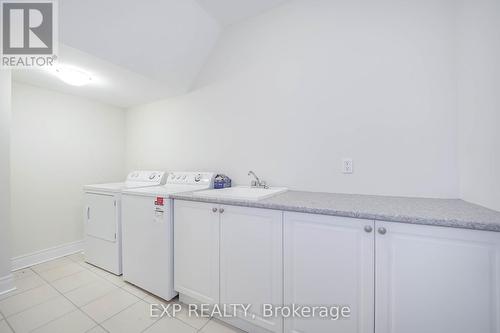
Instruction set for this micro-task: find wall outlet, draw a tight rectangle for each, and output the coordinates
[342,158,353,174]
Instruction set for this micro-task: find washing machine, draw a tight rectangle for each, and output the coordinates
[83,171,166,275]
[121,171,215,300]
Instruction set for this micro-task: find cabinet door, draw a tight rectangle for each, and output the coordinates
[84,192,117,242]
[375,221,500,333]
[174,200,220,304]
[220,205,283,333]
[284,212,375,333]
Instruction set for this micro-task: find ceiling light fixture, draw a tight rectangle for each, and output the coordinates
[53,65,93,86]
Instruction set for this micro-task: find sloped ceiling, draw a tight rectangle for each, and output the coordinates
[13,0,290,107]
[59,0,221,95]
[13,44,179,108]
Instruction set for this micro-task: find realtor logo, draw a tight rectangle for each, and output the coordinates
[1,0,57,67]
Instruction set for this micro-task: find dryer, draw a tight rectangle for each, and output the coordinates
[83,171,166,275]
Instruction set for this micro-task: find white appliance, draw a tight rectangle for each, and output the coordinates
[121,171,215,300]
[83,171,166,275]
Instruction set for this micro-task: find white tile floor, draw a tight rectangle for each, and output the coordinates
[0,253,244,333]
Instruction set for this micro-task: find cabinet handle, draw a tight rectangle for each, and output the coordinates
[378,227,387,235]
[219,208,225,213]
[86,207,90,220]
[212,207,218,213]
[364,225,373,233]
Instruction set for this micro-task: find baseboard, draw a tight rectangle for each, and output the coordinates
[11,240,84,271]
[0,274,16,296]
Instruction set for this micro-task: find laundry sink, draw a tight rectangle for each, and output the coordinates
[196,186,288,201]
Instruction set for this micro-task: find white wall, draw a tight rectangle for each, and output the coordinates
[0,71,13,293]
[456,0,500,211]
[127,0,459,198]
[11,83,126,258]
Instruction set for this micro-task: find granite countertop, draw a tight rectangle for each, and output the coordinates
[171,190,500,232]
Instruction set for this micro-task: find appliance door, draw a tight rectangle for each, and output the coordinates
[122,195,176,300]
[85,192,117,242]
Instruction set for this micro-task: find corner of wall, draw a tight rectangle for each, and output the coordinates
[0,70,13,293]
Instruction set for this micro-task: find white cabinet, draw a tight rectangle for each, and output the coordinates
[284,213,500,333]
[174,200,220,304]
[375,221,500,333]
[220,205,283,333]
[284,212,375,333]
[174,201,283,332]
[174,200,500,333]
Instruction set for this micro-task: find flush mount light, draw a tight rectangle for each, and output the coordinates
[53,65,93,86]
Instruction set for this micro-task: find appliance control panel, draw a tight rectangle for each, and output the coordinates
[126,171,166,184]
[166,172,215,186]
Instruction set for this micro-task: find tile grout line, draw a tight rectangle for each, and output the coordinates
[4,255,217,333]
[197,317,212,332]
[97,324,110,333]
[119,293,210,332]
[50,261,118,295]
[95,281,180,332]
[177,299,213,332]
[53,256,156,332]
[39,259,86,276]
[93,296,143,328]
[4,256,138,333]
[113,299,161,333]
[181,312,212,332]
[5,257,106,332]
[30,264,106,332]
[130,293,197,332]
[1,259,109,315]
[0,273,61,319]
[0,268,47,302]
[52,277,101,296]
[119,281,159,301]
[66,253,84,263]
[0,309,16,333]
[28,257,75,274]
[58,261,131,307]
[136,314,201,333]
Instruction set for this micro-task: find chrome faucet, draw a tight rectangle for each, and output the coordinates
[248,170,269,189]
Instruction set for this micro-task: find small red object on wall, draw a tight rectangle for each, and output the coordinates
[155,197,164,206]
